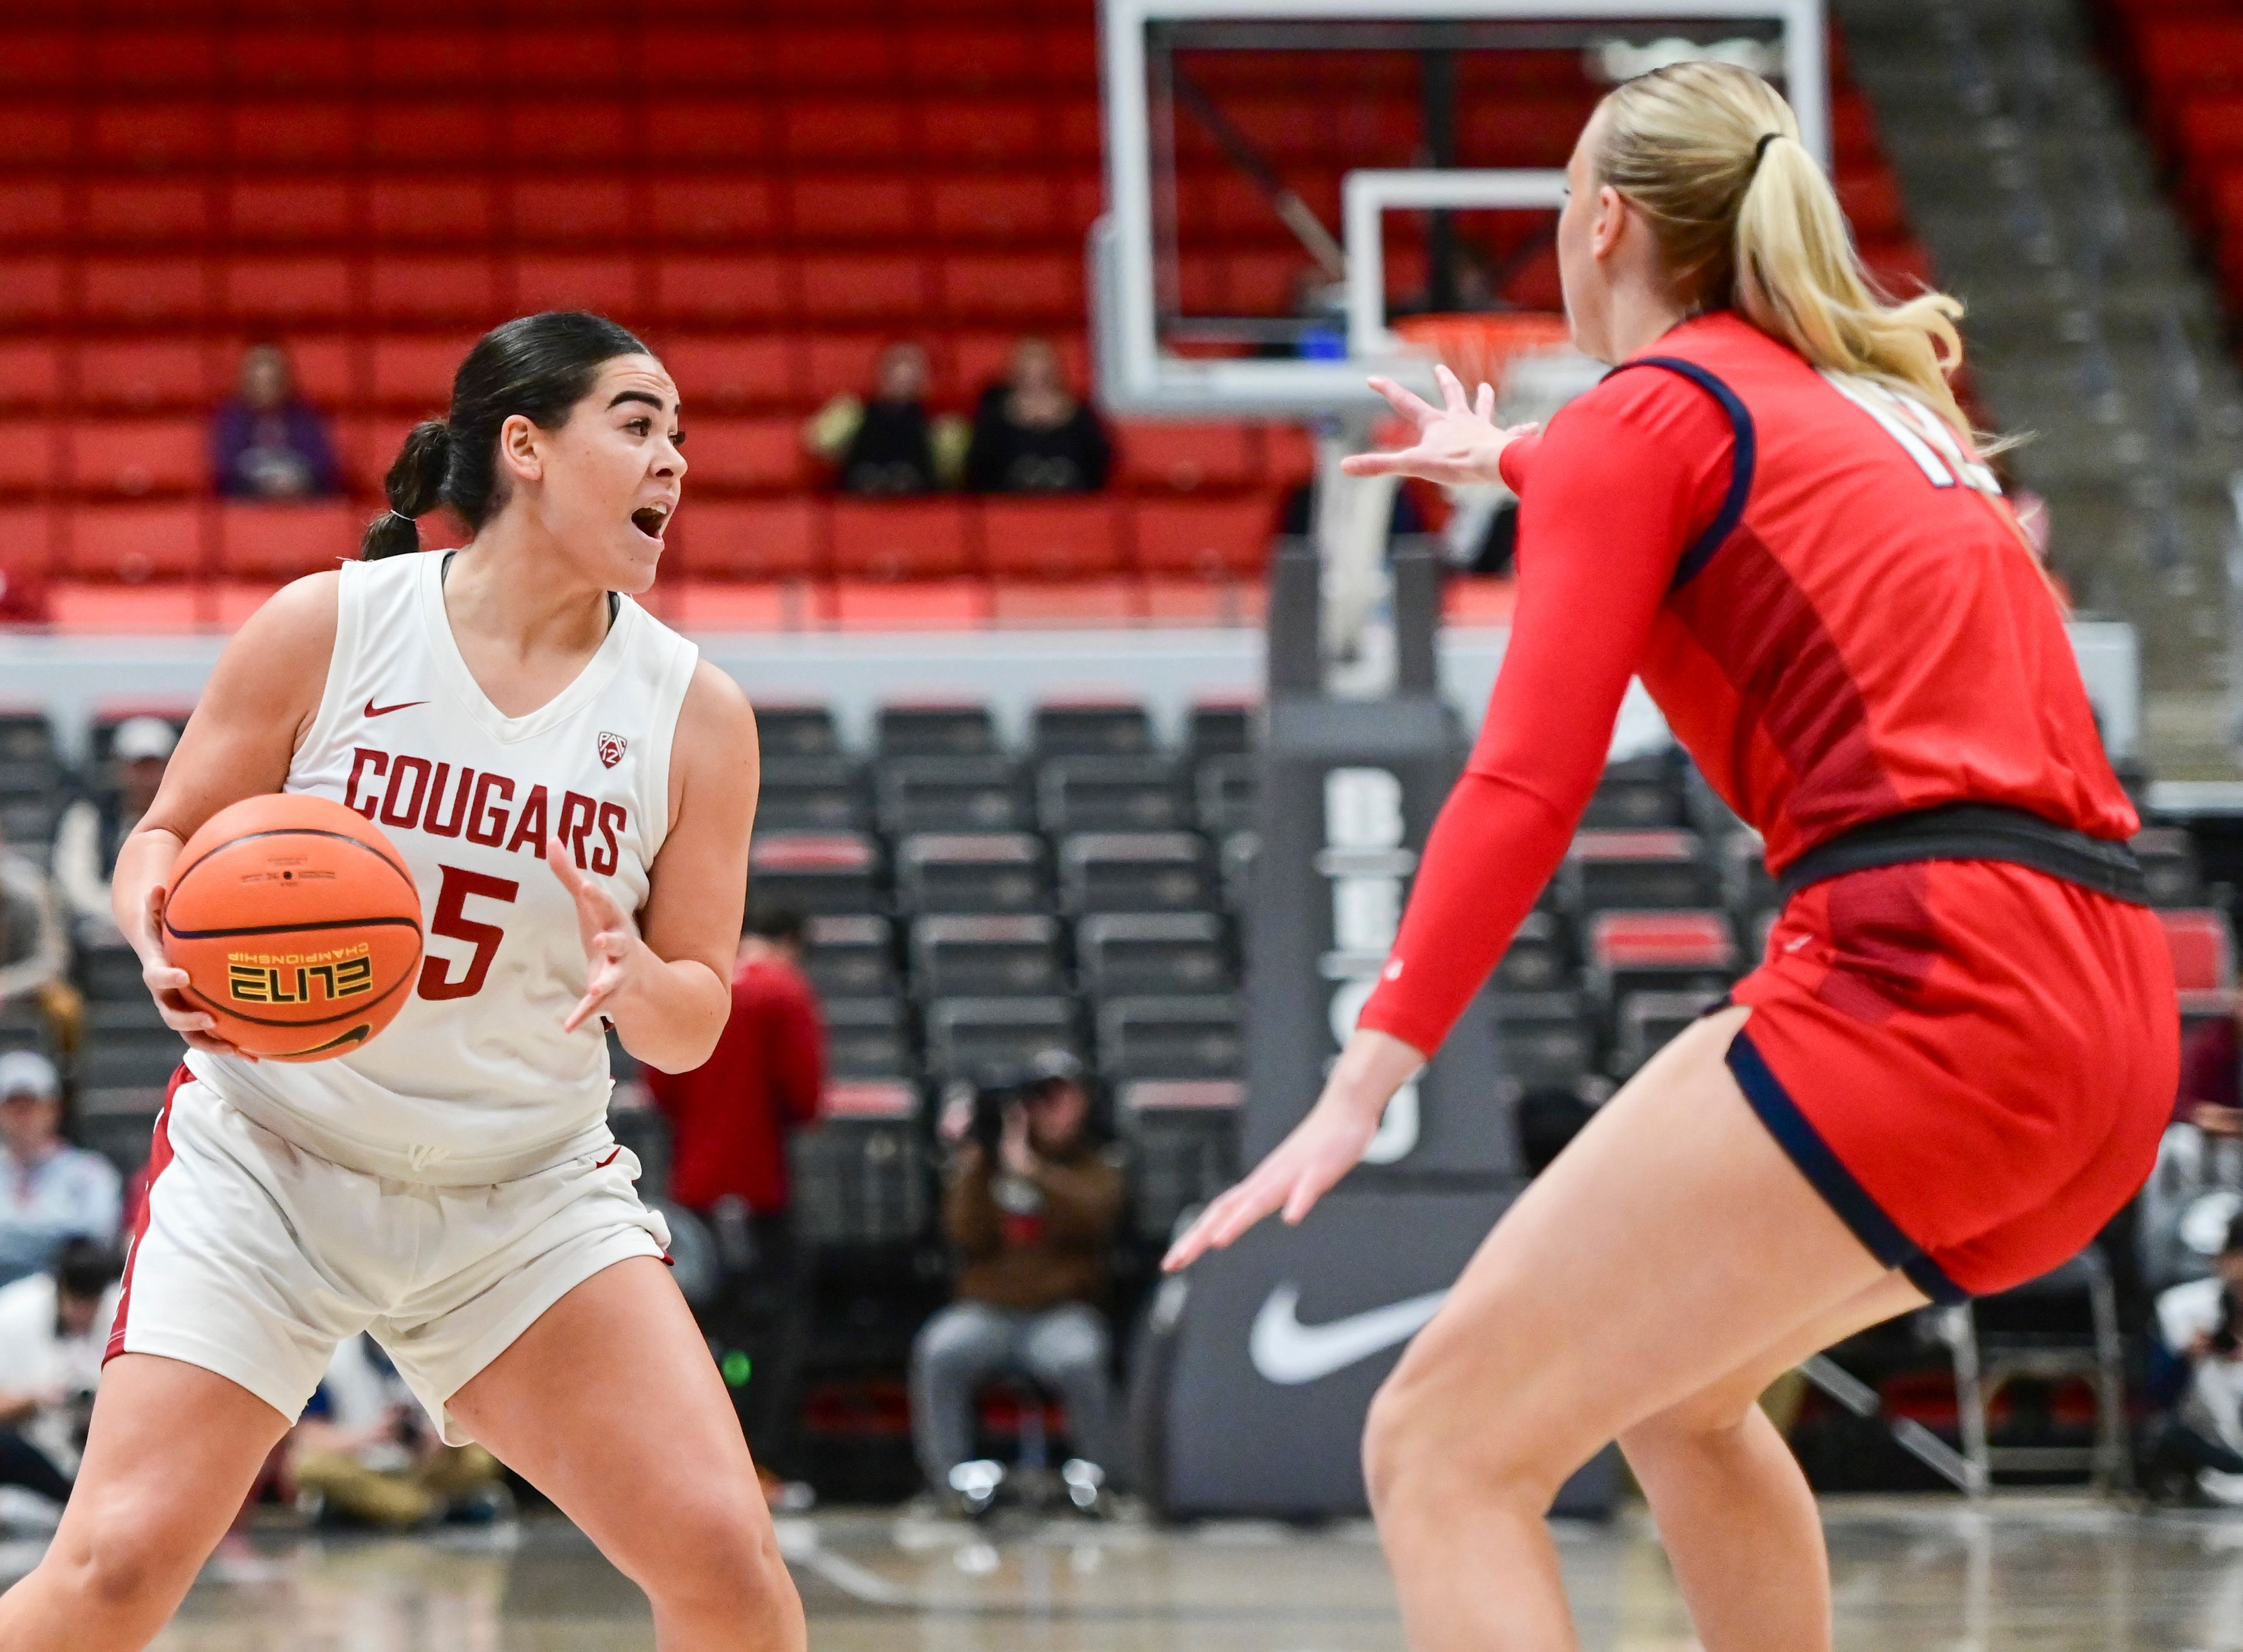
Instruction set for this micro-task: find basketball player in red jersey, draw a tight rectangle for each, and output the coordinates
[0,314,805,1651]
[1166,63,2176,1650]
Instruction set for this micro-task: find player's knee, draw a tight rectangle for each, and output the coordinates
[1363,1366,1567,1521]
[47,1507,181,1616]
[633,1489,791,1615]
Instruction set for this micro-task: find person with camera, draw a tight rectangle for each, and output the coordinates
[287,1334,509,1530]
[911,1053,1125,1514]
[0,1237,122,1512]
[2149,1211,2243,1504]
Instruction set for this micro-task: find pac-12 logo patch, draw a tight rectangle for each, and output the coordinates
[597,731,627,769]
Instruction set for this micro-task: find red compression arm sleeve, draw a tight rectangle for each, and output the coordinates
[1353,377,1732,1056]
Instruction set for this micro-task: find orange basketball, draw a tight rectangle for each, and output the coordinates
[162,793,424,1063]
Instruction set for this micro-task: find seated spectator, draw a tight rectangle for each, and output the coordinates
[911,1054,1124,1514]
[965,339,1110,495]
[642,903,824,1499]
[0,1053,120,1290]
[803,343,968,495]
[289,1334,508,1529]
[2148,1213,2243,1504]
[0,1237,121,1511]
[211,343,341,501]
[54,716,175,945]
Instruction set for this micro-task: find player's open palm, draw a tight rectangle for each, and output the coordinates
[1162,1087,1385,1272]
[1340,363,1538,488]
[546,837,643,1034]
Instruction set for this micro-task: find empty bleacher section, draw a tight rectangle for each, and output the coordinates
[0,6,1928,630]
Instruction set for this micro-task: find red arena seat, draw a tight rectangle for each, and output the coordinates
[830,499,974,580]
[371,335,481,412]
[789,175,921,243]
[0,258,64,327]
[369,256,500,324]
[664,335,801,412]
[82,180,211,245]
[979,498,1126,579]
[227,101,356,168]
[1131,497,1276,579]
[650,177,782,244]
[648,100,775,164]
[939,254,1082,322]
[67,502,207,582]
[0,182,64,243]
[797,255,932,324]
[79,258,209,325]
[801,335,895,404]
[655,256,793,324]
[2160,908,2236,991]
[216,501,360,580]
[509,254,639,316]
[676,498,826,581]
[509,178,634,244]
[67,420,207,498]
[225,257,355,325]
[0,343,61,410]
[88,100,218,169]
[681,418,813,493]
[1116,422,1264,493]
[921,99,1047,164]
[0,422,58,495]
[369,179,496,245]
[228,178,355,245]
[930,176,1063,244]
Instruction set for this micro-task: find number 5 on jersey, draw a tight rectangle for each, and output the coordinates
[419,865,519,1001]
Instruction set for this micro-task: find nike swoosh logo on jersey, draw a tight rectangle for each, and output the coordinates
[1247,1283,1448,1386]
[364,698,428,719]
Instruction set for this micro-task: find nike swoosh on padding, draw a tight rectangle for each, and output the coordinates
[364,699,428,719]
[1248,1283,1449,1386]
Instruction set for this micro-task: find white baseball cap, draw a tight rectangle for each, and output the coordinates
[112,716,178,764]
[0,1050,59,1102]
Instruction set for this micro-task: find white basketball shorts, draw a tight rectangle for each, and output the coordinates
[107,1070,669,1445]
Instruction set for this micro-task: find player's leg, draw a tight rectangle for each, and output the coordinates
[0,1355,290,1652]
[445,1257,806,1652]
[1359,1005,1901,1652]
[1613,1271,1925,1652]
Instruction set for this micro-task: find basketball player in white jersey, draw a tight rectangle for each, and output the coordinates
[0,313,807,1652]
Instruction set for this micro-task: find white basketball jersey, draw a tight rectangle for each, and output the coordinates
[188,550,700,1184]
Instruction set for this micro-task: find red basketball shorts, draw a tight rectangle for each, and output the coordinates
[1727,858,2178,1301]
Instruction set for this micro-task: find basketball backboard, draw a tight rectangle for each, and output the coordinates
[1091,0,1831,418]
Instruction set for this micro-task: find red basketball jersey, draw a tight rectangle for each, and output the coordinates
[1617,312,2136,870]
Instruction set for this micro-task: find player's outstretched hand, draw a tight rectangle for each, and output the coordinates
[546,837,644,1035]
[1161,1028,1426,1272]
[140,884,254,1060]
[1339,363,1539,488]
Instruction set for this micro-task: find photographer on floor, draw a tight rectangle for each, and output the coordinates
[2148,1211,2243,1504]
[910,1053,1125,1515]
[0,1237,121,1513]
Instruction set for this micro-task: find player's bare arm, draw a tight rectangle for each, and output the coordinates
[547,657,759,1072]
[114,572,339,1057]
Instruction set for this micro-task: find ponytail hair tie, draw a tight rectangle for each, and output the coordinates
[1752,131,1783,168]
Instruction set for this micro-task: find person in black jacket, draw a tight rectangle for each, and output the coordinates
[965,339,1110,494]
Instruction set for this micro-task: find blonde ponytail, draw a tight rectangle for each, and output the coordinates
[1595,61,1980,444]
